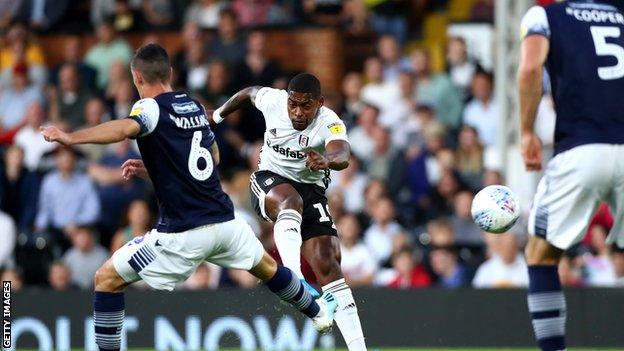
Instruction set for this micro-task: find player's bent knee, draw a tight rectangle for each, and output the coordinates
[525,236,563,266]
[94,260,126,293]
[279,194,304,214]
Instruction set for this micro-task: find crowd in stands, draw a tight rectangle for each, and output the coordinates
[1,0,624,293]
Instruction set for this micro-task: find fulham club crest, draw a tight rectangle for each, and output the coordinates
[298,134,309,147]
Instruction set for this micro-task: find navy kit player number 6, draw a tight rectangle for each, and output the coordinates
[41,44,337,351]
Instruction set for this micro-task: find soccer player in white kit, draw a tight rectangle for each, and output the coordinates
[212,73,367,351]
[519,1,624,350]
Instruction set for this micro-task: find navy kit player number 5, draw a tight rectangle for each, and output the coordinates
[519,1,624,351]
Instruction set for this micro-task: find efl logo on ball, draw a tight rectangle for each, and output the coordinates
[471,185,520,234]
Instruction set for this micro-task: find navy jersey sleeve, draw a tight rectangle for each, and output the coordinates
[127,98,160,137]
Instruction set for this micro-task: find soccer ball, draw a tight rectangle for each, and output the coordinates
[471,185,520,234]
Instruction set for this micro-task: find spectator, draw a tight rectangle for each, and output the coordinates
[104,61,132,104]
[430,245,471,288]
[472,234,529,288]
[612,247,624,286]
[462,70,499,147]
[0,1,21,29]
[0,210,16,268]
[338,214,377,287]
[49,63,93,129]
[559,255,583,288]
[110,80,136,119]
[48,261,77,291]
[88,139,143,244]
[200,60,232,108]
[49,36,97,93]
[446,36,478,100]
[172,21,204,88]
[386,248,432,289]
[14,0,70,30]
[84,18,133,90]
[379,71,417,147]
[366,127,398,182]
[1,145,40,231]
[0,267,23,291]
[377,35,408,82]
[184,0,224,29]
[338,72,365,129]
[409,48,463,130]
[35,147,100,250]
[455,125,484,189]
[14,102,55,171]
[110,199,151,253]
[62,226,108,289]
[367,0,408,45]
[364,197,403,266]
[232,0,275,27]
[348,104,379,164]
[360,56,399,113]
[450,190,484,247]
[0,22,46,83]
[141,0,176,30]
[425,168,463,220]
[111,0,144,32]
[75,97,110,162]
[0,62,43,134]
[582,225,616,286]
[236,31,283,88]
[208,9,246,68]
[183,43,210,93]
[328,155,368,214]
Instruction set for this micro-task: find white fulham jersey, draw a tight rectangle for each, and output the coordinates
[254,87,349,188]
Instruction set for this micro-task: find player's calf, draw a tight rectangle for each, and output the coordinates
[304,237,367,351]
[525,236,566,351]
[93,260,127,351]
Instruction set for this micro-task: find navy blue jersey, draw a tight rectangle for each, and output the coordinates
[128,91,234,233]
[521,1,624,154]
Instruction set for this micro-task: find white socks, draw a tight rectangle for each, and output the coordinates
[322,279,367,351]
[274,210,304,278]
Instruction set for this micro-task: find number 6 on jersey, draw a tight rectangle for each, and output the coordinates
[188,130,214,181]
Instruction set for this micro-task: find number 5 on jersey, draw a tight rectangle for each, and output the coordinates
[591,26,624,80]
[188,130,214,181]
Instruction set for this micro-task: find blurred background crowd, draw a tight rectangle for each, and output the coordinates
[1,0,623,293]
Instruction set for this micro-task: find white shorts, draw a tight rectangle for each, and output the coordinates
[528,144,624,249]
[112,217,264,291]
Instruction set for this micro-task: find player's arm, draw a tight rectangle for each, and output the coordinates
[518,6,550,171]
[211,86,262,123]
[210,141,220,166]
[306,140,350,171]
[41,119,140,146]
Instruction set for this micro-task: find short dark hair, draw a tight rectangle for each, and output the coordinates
[131,43,171,84]
[288,73,321,98]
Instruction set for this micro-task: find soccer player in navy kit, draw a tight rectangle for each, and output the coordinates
[41,44,336,351]
[519,1,624,350]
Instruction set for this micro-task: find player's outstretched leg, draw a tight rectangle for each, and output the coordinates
[263,182,320,297]
[93,259,129,351]
[525,236,566,351]
[303,236,367,351]
[250,252,336,333]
